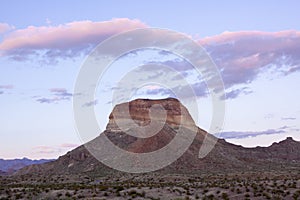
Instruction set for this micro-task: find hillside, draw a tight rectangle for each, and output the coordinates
[16,98,300,177]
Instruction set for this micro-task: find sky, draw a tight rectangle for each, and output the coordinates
[0,0,300,159]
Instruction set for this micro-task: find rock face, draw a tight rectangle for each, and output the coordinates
[16,98,300,176]
[105,98,200,154]
[108,98,196,129]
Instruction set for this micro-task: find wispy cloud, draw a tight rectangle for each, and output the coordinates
[220,126,290,139]
[33,145,59,154]
[82,100,98,107]
[119,29,300,100]
[35,88,78,104]
[0,23,14,34]
[199,30,300,89]
[2,23,300,101]
[0,19,146,61]
[221,87,253,100]
[0,84,14,89]
[33,143,79,155]
[49,88,73,97]
[59,143,79,148]
[35,98,55,104]
[220,129,284,139]
[281,117,296,121]
[0,84,14,95]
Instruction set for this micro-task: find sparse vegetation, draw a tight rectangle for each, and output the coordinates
[0,171,299,199]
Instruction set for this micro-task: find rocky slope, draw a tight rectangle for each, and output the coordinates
[16,98,300,177]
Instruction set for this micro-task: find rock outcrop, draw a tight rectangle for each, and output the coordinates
[108,98,196,129]
[16,98,300,176]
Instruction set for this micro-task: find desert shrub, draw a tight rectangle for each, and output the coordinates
[141,190,146,197]
[128,189,137,196]
[221,192,229,200]
[207,194,215,200]
[114,185,124,192]
[99,185,108,191]
[65,192,71,197]
[263,192,271,199]
[203,189,209,194]
[148,197,160,200]
[293,192,299,200]
[56,193,62,198]
[15,193,23,199]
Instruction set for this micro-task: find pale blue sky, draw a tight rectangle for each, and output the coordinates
[0,0,300,159]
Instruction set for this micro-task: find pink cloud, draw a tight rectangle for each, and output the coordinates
[198,30,300,89]
[49,88,67,93]
[1,23,300,100]
[33,145,59,154]
[59,143,79,148]
[0,84,14,89]
[33,143,79,155]
[0,23,14,34]
[0,18,147,60]
[199,30,300,47]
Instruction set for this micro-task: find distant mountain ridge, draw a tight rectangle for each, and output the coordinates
[0,157,54,174]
